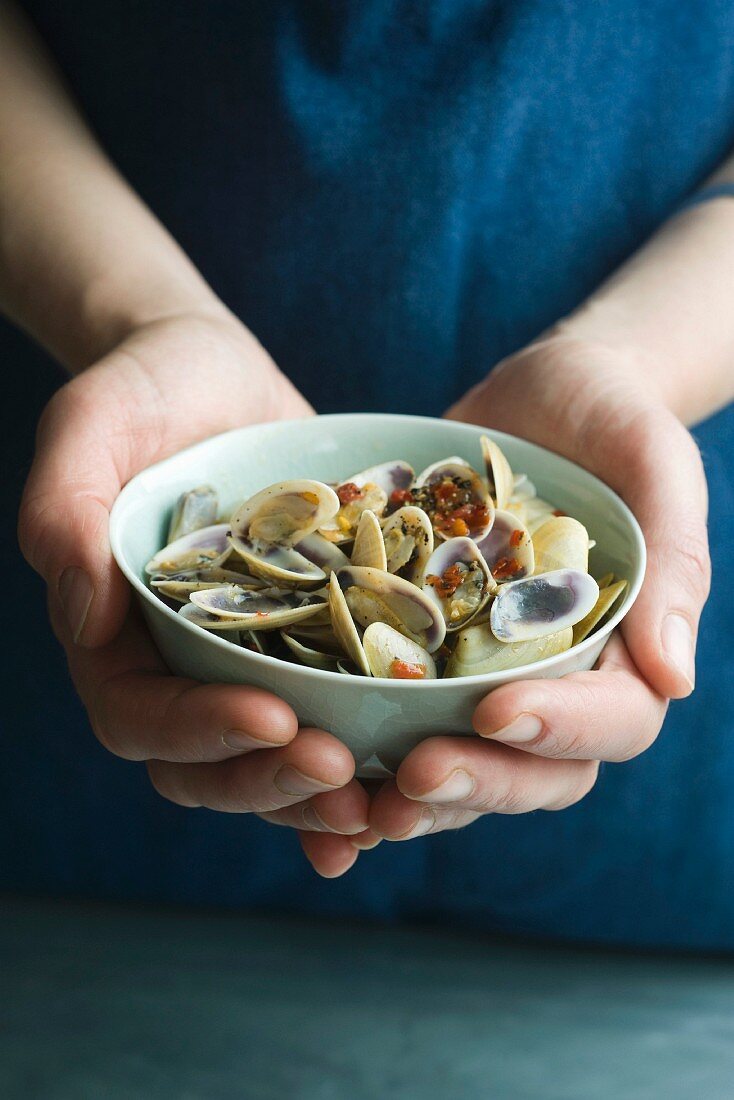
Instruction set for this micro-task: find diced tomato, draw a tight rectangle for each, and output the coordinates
[552,509,566,517]
[509,529,524,548]
[390,488,413,508]
[337,482,364,505]
[390,659,426,680]
[492,556,523,580]
[427,562,465,599]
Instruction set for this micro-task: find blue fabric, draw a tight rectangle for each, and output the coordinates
[4,1,734,949]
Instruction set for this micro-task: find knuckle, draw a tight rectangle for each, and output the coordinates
[146,761,200,808]
[673,529,711,595]
[547,761,600,811]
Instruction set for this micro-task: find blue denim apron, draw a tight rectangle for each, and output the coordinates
[4,0,734,948]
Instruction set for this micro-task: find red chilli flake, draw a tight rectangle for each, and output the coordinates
[552,509,566,517]
[390,659,426,680]
[337,482,365,505]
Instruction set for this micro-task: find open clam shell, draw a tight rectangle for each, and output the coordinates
[280,630,342,671]
[320,462,413,543]
[328,572,371,676]
[337,566,446,653]
[572,579,628,644]
[151,568,265,603]
[294,532,351,575]
[481,436,514,511]
[363,622,437,680]
[350,510,387,570]
[381,506,434,584]
[190,585,326,629]
[167,485,219,542]
[145,523,232,576]
[230,480,339,546]
[423,537,496,632]
[413,458,494,541]
[178,603,245,631]
[532,516,590,575]
[445,623,573,677]
[227,535,326,588]
[475,510,534,583]
[490,569,599,643]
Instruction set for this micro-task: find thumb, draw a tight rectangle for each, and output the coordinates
[616,408,711,699]
[18,374,131,648]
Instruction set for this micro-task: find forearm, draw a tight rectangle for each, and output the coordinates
[0,3,227,373]
[558,159,734,426]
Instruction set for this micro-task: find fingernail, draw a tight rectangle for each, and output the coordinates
[274,765,338,796]
[486,713,543,743]
[391,807,436,840]
[662,613,695,690]
[58,567,93,643]
[301,804,332,831]
[222,730,279,752]
[417,768,475,803]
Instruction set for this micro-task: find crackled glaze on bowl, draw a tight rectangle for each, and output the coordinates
[110,414,646,776]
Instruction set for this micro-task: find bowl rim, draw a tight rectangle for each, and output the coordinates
[109,412,647,690]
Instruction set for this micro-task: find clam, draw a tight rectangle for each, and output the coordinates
[445,623,573,677]
[481,436,514,511]
[230,479,339,544]
[280,630,342,671]
[490,569,599,643]
[362,622,437,680]
[226,537,327,588]
[150,567,264,603]
[337,566,446,652]
[351,510,387,570]
[413,458,494,540]
[320,461,415,543]
[423,537,496,632]
[294,532,351,574]
[167,485,219,542]
[532,516,590,575]
[524,499,561,535]
[178,603,245,631]
[190,585,327,629]
[572,579,628,644]
[511,474,537,503]
[145,523,232,576]
[381,506,434,584]
[328,572,371,676]
[475,510,534,583]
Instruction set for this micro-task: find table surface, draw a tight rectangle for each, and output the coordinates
[3,896,734,1100]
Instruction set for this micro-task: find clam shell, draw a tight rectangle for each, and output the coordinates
[445,623,573,677]
[475,510,534,583]
[351,510,387,570]
[481,436,514,511]
[490,569,599,642]
[230,480,339,545]
[362,622,437,680]
[178,603,245,631]
[280,631,341,671]
[511,474,537,503]
[145,523,232,576]
[152,571,264,603]
[422,536,495,632]
[328,572,371,676]
[337,566,446,653]
[413,459,494,541]
[167,485,218,542]
[190,585,326,629]
[294,532,351,574]
[381,506,434,584]
[227,534,326,588]
[572,579,628,644]
[532,516,590,575]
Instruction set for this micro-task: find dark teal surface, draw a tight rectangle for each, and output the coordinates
[3,897,734,1099]
[3,1,734,947]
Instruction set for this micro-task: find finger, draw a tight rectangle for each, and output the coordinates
[18,374,135,648]
[370,741,599,840]
[299,833,361,878]
[611,409,710,700]
[257,780,370,834]
[472,633,668,760]
[54,598,298,762]
[147,727,355,813]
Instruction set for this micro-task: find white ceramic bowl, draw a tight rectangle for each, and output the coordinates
[109,414,645,776]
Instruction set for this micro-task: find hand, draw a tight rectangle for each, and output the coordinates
[19,313,369,876]
[368,335,711,841]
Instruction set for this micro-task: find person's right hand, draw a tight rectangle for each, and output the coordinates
[18,312,369,877]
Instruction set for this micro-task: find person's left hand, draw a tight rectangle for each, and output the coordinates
[360,335,710,844]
